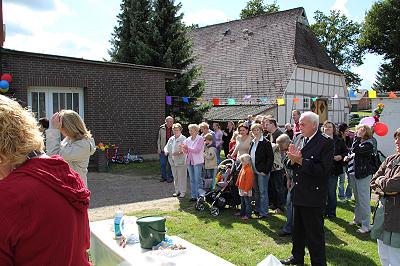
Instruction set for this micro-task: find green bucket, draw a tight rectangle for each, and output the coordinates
[136,216,166,249]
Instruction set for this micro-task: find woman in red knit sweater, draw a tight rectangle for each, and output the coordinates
[0,95,91,266]
[236,154,254,220]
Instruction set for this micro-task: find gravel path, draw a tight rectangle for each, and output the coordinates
[87,171,183,221]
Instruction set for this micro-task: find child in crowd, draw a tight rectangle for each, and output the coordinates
[235,154,254,220]
[203,133,218,180]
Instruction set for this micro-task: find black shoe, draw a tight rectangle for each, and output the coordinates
[280,256,304,266]
[160,179,166,182]
[166,179,173,183]
[277,230,291,237]
[189,198,197,202]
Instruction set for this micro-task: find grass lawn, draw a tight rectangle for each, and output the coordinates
[351,111,372,117]
[110,160,161,176]
[127,200,379,266]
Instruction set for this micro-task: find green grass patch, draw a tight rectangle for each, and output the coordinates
[351,111,371,117]
[110,160,161,176]
[127,200,379,266]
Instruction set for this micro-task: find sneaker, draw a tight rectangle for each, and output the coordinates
[178,193,185,198]
[357,227,370,234]
[349,221,360,226]
[172,192,180,197]
[273,208,285,215]
[167,179,173,183]
[160,178,166,182]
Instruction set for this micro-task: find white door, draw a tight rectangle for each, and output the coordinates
[27,87,84,120]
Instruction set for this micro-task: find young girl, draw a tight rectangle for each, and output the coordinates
[236,154,254,220]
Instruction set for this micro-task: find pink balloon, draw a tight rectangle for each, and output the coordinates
[374,122,388,137]
[359,116,375,127]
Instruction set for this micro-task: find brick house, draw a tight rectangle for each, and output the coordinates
[0,48,178,163]
[190,7,351,125]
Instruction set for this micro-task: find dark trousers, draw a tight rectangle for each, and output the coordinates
[269,170,285,210]
[292,205,326,266]
[326,175,338,217]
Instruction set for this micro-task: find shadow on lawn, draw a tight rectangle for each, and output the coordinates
[178,199,293,244]
[326,245,378,266]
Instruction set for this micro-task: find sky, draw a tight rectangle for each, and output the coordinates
[3,0,383,90]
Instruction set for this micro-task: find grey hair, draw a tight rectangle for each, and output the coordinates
[165,116,174,122]
[276,134,291,146]
[301,111,319,127]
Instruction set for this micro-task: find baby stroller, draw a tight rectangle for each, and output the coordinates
[195,159,241,217]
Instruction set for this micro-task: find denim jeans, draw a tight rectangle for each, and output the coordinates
[338,168,352,199]
[240,196,252,217]
[205,168,217,180]
[187,163,203,199]
[216,147,222,164]
[326,175,339,217]
[282,190,293,233]
[159,152,173,181]
[253,173,270,217]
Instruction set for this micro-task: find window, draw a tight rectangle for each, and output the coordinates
[28,87,84,120]
[303,97,310,109]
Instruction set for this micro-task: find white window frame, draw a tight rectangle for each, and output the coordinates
[303,97,310,109]
[27,87,85,120]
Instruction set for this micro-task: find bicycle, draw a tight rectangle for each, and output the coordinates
[124,148,144,163]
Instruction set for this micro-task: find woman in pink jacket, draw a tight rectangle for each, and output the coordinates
[181,124,204,202]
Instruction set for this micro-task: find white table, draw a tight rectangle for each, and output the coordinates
[90,217,234,266]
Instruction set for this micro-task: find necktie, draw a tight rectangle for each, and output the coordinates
[304,137,309,146]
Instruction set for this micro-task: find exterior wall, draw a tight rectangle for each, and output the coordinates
[1,51,169,157]
[282,66,350,125]
[371,98,400,157]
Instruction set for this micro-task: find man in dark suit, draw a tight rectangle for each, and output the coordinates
[280,112,334,266]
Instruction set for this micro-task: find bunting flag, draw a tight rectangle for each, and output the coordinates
[293,98,299,103]
[333,94,338,98]
[227,98,236,105]
[166,96,172,105]
[277,98,285,105]
[243,95,252,101]
[311,97,318,102]
[182,97,189,103]
[388,91,398,98]
[349,90,357,98]
[213,98,220,106]
[260,97,268,103]
[368,90,377,98]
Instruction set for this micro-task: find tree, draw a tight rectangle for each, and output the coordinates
[240,0,279,19]
[310,10,365,89]
[373,60,400,92]
[361,0,400,91]
[108,0,152,65]
[148,0,206,123]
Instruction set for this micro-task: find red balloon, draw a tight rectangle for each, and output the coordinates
[1,73,12,83]
[374,122,388,136]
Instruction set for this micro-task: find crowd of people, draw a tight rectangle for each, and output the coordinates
[158,109,399,266]
[0,92,398,265]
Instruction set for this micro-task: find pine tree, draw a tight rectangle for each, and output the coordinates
[373,60,400,92]
[109,0,152,64]
[149,0,206,123]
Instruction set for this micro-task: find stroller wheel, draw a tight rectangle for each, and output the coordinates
[195,202,205,211]
[210,206,220,217]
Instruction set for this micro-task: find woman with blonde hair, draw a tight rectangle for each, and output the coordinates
[344,124,375,233]
[0,95,91,265]
[46,110,96,187]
